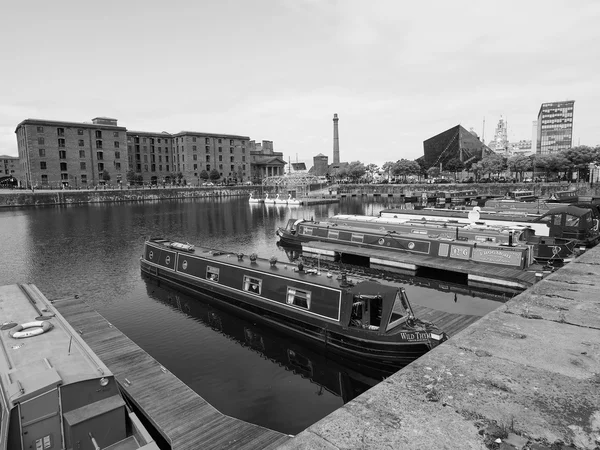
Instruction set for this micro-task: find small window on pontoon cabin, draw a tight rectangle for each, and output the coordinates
[243,275,262,294]
[351,233,364,243]
[206,266,220,282]
[302,227,313,236]
[286,287,311,309]
[411,229,427,234]
[328,229,339,239]
[386,290,412,332]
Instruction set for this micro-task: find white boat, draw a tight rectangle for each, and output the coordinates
[287,194,301,206]
[249,192,263,203]
[274,193,288,204]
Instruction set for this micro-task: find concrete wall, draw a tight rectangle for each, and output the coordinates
[279,246,600,450]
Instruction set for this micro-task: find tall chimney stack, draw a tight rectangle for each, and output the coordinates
[333,113,340,164]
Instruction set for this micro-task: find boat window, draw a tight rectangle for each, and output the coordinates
[302,227,313,236]
[553,215,562,226]
[286,287,311,309]
[387,290,411,332]
[243,275,262,294]
[328,230,339,239]
[206,266,220,282]
[565,214,579,227]
[351,233,364,243]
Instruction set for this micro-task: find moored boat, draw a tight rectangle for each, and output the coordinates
[0,284,159,450]
[379,205,600,248]
[140,238,448,367]
[277,213,578,265]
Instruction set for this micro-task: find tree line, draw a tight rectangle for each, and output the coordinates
[328,145,600,183]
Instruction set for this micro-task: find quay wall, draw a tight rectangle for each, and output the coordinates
[1,183,598,208]
[279,246,600,449]
[0,186,261,208]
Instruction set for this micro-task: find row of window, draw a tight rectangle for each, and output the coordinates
[203,155,245,162]
[38,149,121,159]
[36,127,119,138]
[39,174,89,184]
[37,137,120,149]
[130,136,246,145]
[39,161,121,171]
[135,154,168,163]
[205,267,311,309]
[134,164,171,172]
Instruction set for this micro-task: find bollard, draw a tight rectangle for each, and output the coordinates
[536,272,544,282]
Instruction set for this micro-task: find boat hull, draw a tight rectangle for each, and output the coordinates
[140,259,434,368]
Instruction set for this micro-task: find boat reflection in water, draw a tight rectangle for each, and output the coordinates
[142,277,396,405]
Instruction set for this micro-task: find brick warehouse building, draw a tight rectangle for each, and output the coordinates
[15,116,281,188]
[16,117,128,189]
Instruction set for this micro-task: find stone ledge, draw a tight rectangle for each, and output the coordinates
[280,247,600,449]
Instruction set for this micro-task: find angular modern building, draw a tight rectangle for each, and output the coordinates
[536,100,574,154]
[422,125,493,169]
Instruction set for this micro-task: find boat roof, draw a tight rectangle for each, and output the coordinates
[148,238,379,290]
[0,284,112,407]
[540,204,591,217]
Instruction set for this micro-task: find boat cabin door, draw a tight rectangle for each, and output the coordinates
[350,295,383,331]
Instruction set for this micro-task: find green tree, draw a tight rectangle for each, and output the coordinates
[365,163,379,182]
[382,161,395,182]
[126,169,136,185]
[102,170,111,182]
[507,155,533,181]
[135,173,144,185]
[209,169,221,182]
[346,161,366,183]
[444,157,465,181]
[560,146,599,180]
[534,153,570,180]
[476,154,505,179]
[199,170,209,182]
[427,166,440,179]
[393,159,421,182]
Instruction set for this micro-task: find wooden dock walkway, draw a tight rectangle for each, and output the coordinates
[410,304,481,337]
[53,298,290,450]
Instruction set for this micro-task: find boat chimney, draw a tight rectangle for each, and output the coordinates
[509,231,513,246]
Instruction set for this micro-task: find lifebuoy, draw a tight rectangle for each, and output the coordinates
[378,238,385,245]
[9,321,53,339]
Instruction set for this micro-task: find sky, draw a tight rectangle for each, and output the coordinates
[1,0,599,168]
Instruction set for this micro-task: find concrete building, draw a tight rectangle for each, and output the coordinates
[249,140,286,181]
[171,131,252,185]
[15,117,128,189]
[536,100,574,154]
[126,131,174,184]
[0,155,21,186]
[488,117,509,154]
[312,153,329,177]
[15,116,278,187]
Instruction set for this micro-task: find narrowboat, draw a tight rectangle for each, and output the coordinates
[277,214,576,265]
[379,205,600,247]
[140,238,448,367]
[0,284,159,450]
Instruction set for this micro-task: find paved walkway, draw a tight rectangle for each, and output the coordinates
[278,247,600,449]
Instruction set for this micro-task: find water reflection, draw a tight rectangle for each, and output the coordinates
[143,276,388,433]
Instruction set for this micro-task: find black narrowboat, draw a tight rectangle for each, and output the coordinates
[140,238,448,368]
